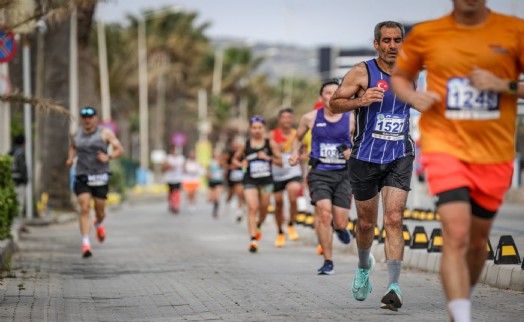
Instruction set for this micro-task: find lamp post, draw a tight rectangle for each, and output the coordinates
[137,6,181,176]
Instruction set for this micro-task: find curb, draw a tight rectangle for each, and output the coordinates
[295,225,524,292]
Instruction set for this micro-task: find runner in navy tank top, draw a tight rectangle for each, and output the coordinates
[289,79,354,276]
[330,21,413,312]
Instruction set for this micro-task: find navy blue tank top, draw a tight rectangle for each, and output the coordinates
[310,108,352,171]
[351,59,414,164]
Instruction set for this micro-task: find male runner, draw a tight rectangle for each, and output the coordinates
[271,108,303,247]
[330,21,414,311]
[391,1,524,321]
[66,106,124,258]
[289,79,353,275]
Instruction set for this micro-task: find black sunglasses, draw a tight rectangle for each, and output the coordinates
[249,116,265,124]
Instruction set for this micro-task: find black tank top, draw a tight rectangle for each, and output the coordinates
[243,139,273,186]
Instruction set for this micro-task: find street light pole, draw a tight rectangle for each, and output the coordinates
[97,17,111,122]
[138,18,149,171]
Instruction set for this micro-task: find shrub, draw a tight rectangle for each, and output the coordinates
[0,155,18,240]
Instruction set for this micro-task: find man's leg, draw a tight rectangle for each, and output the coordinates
[78,193,92,257]
[439,201,471,321]
[273,189,286,247]
[286,180,301,240]
[258,188,272,228]
[315,199,334,263]
[467,215,493,292]
[244,188,259,240]
[380,186,408,311]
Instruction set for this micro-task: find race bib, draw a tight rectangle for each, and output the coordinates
[280,153,291,168]
[319,143,345,164]
[87,173,109,187]
[372,114,405,141]
[229,169,244,182]
[249,160,271,178]
[445,77,500,120]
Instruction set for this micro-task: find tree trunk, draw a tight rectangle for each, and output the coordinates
[37,3,97,210]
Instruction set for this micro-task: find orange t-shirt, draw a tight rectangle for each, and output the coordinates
[396,11,524,163]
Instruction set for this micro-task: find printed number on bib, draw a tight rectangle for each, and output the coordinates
[249,160,271,178]
[87,173,109,187]
[319,143,345,164]
[372,114,405,141]
[446,77,500,120]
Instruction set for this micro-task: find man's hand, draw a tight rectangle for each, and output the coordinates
[409,91,441,112]
[359,87,385,106]
[257,151,271,161]
[65,158,74,168]
[288,151,300,167]
[97,151,111,163]
[469,67,507,92]
[342,148,351,160]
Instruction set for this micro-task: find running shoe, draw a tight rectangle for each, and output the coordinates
[95,223,106,243]
[82,244,92,258]
[255,228,262,241]
[274,233,286,247]
[317,244,323,256]
[317,260,334,275]
[288,225,299,241]
[381,282,403,311]
[335,228,351,244]
[249,241,258,253]
[351,254,375,301]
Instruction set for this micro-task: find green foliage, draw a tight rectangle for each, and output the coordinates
[109,160,127,195]
[0,156,18,241]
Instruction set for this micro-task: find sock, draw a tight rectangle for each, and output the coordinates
[288,222,293,227]
[82,236,90,246]
[325,259,333,264]
[448,299,471,322]
[278,229,284,234]
[251,236,257,241]
[94,220,102,228]
[257,223,261,230]
[358,248,371,269]
[387,260,402,285]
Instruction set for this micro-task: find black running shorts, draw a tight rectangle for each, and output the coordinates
[74,175,109,199]
[307,168,351,209]
[349,155,413,201]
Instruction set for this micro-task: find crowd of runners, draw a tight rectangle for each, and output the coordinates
[65,1,524,321]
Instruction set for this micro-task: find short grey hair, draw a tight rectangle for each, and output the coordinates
[374,21,405,42]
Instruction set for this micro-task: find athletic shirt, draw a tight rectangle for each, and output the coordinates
[351,59,414,164]
[310,108,352,171]
[272,128,303,181]
[396,12,524,163]
[164,154,185,184]
[208,159,224,183]
[74,126,110,176]
[184,159,201,181]
[244,139,273,185]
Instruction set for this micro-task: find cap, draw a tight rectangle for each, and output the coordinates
[80,106,97,117]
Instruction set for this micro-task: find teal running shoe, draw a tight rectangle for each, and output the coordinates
[351,254,375,301]
[381,282,403,311]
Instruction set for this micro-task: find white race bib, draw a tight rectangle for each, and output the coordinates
[249,160,271,178]
[372,114,406,141]
[229,169,244,182]
[445,77,500,120]
[319,143,346,164]
[87,173,109,187]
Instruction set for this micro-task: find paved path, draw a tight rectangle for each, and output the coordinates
[1,197,522,321]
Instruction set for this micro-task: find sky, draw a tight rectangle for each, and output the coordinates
[99,0,524,48]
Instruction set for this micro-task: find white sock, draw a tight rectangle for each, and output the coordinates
[82,236,90,246]
[448,299,471,322]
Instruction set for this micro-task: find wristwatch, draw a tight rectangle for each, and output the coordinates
[508,80,518,94]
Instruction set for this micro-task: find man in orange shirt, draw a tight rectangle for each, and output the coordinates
[391,1,524,321]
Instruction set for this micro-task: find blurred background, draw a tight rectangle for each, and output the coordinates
[0,0,523,216]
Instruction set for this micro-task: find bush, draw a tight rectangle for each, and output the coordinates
[0,155,18,240]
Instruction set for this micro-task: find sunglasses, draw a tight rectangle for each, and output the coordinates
[249,116,265,124]
[80,108,96,117]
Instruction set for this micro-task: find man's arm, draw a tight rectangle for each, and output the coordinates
[66,133,76,167]
[391,68,441,112]
[100,128,124,163]
[330,62,384,113]
[289,111,314,166]
[469,67,524,99]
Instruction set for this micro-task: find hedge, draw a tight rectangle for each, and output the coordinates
[0,155,18,240]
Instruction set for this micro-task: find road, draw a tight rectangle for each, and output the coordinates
[0,195,522,321]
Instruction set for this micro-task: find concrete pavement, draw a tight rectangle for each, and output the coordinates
[0,196,523,321]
